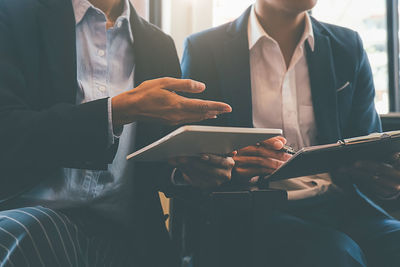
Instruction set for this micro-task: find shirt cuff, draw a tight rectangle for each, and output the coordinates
[171,168,189,186]
[108,97,123,146]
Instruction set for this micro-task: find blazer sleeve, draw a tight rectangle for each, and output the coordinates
[181,37,219,95]
[343,32,382,137]
[0,10,110,169]
[181,38,196,80]
[181,37,227,126]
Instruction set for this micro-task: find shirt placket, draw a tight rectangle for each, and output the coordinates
[92,18,109,100]
[282,69,303,150]
[85,14,108,197]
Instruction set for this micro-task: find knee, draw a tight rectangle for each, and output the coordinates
[364,219,400,267]
[311,230,367,267]
[257,213,367,267]
[0,206,71,266]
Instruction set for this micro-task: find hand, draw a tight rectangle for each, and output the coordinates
[169,153,236,189]
[111,77,232,129]
[337,158,400,199]
[233,136,292,183]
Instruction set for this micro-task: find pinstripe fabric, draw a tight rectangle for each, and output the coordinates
[0,206,133,267]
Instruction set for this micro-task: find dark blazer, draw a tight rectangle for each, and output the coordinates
[180,7,392,221]
[0,0,179,265]
[181,7,382,143]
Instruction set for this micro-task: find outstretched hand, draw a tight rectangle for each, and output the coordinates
[111,77,232,129]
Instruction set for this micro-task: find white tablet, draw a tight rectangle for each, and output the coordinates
[126,125,282,161]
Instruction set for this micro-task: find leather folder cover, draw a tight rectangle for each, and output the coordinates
[266,131,400,181]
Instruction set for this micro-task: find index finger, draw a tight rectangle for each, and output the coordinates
[159,78,206,93]
[182,98,232,113]
[237,145,291,161]
[200,154,235,169]
[261,136,287,150]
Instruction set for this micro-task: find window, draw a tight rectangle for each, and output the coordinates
[312,1,389,114]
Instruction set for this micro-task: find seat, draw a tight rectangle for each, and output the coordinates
[169,185,288,267]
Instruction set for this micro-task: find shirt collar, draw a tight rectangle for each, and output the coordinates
[248,5,314,52]
[72,0,91,25]
[71,0,134,42]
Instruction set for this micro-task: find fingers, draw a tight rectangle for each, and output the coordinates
[345,167,399,198]
[388,152,400,170]
[354,161,400,184]
[338,162,400,198]
[155,78,232,113]
[179,155,234,172]
[182,98,232,114]
[162,97,232,125]
[234,166,275,178]
[166,98,231,125]
[159,77,206,93]
[260,136,287,150]
[353,161,400,193]
[179,162,232,189]
[169,112,220,125]
[200,154,235,169]
[171,155,235,170]
[233,138,289,182]
[234,156,284,170]
[174,155,235,189]
[237,145,291,161]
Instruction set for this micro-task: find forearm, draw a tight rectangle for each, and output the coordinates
[0,98,110,168]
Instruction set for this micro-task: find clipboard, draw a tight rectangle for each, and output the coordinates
[265,130,400,181]
[126,125,282,162]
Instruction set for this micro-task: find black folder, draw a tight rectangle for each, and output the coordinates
[265,130,400,181]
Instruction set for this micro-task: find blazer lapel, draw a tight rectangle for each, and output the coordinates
[130,6,172,86]
[37,0,77,104]
[129,6,182,151]
[306,20,341,144]
[130,7,150,86]
[216,7,253,127]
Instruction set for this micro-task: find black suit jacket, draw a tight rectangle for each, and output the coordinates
[0,0,179,265]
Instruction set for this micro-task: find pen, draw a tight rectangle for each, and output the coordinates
[280,145,296,155]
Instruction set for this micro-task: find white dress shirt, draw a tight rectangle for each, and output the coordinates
[248,6,339,200]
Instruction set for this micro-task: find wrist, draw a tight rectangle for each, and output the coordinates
[111,96,123,128]
[111,93,140,128]
[107,98,123,145]
[171,168,190,185]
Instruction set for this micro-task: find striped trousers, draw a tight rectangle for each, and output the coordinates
[0,206,134,267]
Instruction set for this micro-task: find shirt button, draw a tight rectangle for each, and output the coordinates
[97,49,105,57]
[98,85,106,92]
[116,21,122,28]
